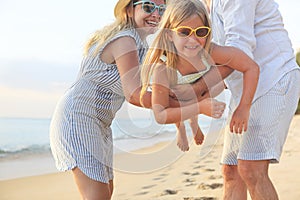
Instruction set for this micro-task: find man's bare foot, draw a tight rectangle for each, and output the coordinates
[176,129,189,152]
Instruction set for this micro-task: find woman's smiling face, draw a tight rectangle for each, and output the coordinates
[132,0,165,35]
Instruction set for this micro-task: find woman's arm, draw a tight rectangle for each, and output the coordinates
[110,36,145,107]
[109,36,184,109]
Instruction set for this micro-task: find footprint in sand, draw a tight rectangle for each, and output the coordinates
[184,178,197,186]
[158,173,168,177]
[203,168,215,172]
[208,175,222,180]
[152,177,163,180]
[197,183,223,190]
[152,176,167,183]
[186,183,197,187]
[134,191,149,196]
[182,171,201,176]
[193,165,204,169]
[182,171,191,175]
[142,184,156,189]
[160,189,178,196]
[191,172,200,176]
[183,178,196,183]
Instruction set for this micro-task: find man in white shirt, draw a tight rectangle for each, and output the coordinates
[205,0,300,199]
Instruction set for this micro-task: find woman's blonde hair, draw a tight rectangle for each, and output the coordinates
[84,0,137,56]
[140,0,212,100]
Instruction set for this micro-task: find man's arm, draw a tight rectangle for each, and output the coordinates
[170,65,233,101]
[192,65,233,98]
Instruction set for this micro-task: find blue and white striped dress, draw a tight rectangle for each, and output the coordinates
[49,29,147,183]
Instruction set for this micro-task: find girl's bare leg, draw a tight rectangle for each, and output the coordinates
[175,121,190,151]
[72,167,113,200]
[189,116,204,145]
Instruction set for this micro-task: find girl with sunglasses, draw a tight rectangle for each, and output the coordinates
[140,0,259,152]
[49,0,166,199]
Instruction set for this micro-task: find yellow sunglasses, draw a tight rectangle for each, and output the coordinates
[172,26,211,38]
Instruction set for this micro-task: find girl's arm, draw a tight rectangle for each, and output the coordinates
[151,63,225,124]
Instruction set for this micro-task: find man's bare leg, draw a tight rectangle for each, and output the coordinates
[222,164,247,200]
[238,160,279,200]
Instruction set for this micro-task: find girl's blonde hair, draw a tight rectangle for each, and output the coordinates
[140,0,212,101]
[84,0,137,56]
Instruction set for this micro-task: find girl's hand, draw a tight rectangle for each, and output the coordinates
[230,104,250,134]
[198,98,226,118]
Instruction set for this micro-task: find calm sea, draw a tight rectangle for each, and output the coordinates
[0,115,222,160]
[0,118,172,159]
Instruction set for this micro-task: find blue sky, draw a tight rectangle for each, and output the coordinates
[0,0,299,119]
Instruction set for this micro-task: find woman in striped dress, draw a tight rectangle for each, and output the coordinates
[49,0,166,199]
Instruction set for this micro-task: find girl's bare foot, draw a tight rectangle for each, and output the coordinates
[189,118,204,145]
[194,128,204,145]
[176,129,189,152]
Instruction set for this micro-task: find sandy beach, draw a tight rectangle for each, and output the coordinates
[0,115,299,200]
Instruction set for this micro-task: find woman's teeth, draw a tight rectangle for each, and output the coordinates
[147,20,158,26]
